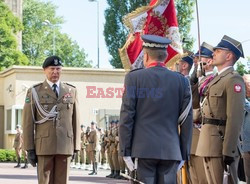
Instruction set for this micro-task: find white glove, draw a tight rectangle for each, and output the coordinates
[123,156,135,172]
[177,160,185,170]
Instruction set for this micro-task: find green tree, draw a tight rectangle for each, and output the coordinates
[0,0,28,71]
[104,0,195,68]
[236,60,250,76]
[175,0,195,50]
[22,0,92,67]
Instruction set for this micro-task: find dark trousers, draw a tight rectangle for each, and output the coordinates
[137,159,179,184]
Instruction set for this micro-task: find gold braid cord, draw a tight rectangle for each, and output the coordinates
[119,34,134,71]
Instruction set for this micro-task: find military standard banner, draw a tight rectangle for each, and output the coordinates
[119,0,183,70]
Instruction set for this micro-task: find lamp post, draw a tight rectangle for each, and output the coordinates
[89,0,100,68]
[43,20,56,55]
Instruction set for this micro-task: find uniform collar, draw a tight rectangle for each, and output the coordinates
[46,79,60,89]
[217,66,233,75]
[147,61,165,68]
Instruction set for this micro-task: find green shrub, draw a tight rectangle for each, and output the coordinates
[0,149,25,162]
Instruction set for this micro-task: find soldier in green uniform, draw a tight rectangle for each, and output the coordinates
[196,35,245,184]
[22,56,80,184]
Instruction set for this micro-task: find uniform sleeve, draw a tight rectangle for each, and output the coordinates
[223,75,245,156]
[93,131,97,151]
[119,73,136,156]
[22,88,35,151]
[180,77,193,161]
[72,89,81,151]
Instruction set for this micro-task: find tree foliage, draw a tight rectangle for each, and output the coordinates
[0,0,28,71]
[236,61,250,76]
[22,0,92,67]
[104,0,195,68]
[175,0,195,50]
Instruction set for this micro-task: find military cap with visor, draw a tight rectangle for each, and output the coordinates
[194,42,214,58]
[141,34,172,49]
[213,35,244,60]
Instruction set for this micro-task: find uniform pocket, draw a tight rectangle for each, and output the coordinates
[67,130,73,138]
[209,88,223,107]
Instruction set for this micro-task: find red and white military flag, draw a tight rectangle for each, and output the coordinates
[119,0,183,70]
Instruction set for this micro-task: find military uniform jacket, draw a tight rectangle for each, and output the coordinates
[13,132,22,149]
[87,129,98,151]
[196,67,245,157]
[190,81,200,154]
[22,80,80,155]
[190,74,213,154]
[119,66,193,161]
[80,131,86,149]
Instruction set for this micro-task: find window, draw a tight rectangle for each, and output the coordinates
[15,109,22,128]
[5,105,23,134]
[6,110,12,131]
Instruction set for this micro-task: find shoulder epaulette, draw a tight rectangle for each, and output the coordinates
[32,82,42,88]
[230,70,241,76]
[65,83,76,88]
[130,68,143,73]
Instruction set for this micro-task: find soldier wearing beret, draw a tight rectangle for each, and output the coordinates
[22,56,80,184]
[119,34,193,183]
[196,36,245,184]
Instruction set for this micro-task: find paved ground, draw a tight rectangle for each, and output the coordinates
[0,163,129,184]
[0,163,247,184]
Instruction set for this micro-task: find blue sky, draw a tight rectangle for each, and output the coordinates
[43,0,250,69]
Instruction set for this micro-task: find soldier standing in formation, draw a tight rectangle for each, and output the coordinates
[116,120,126,179]
[99,128,107,168]
[119,35,193,183]
[110,120,120,178]
[105,121,115,178]
[196,35,245,184]
[189,42,215,184]
[13,125,28,169]
[80,124,87,169]
[22,56,80,184]
[87,121,99,175]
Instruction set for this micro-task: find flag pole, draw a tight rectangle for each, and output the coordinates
[195,0,201,60]
[195,0,205,77]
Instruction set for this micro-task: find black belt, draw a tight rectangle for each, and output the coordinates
[89,142,94,144]
[202,118,226,126]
